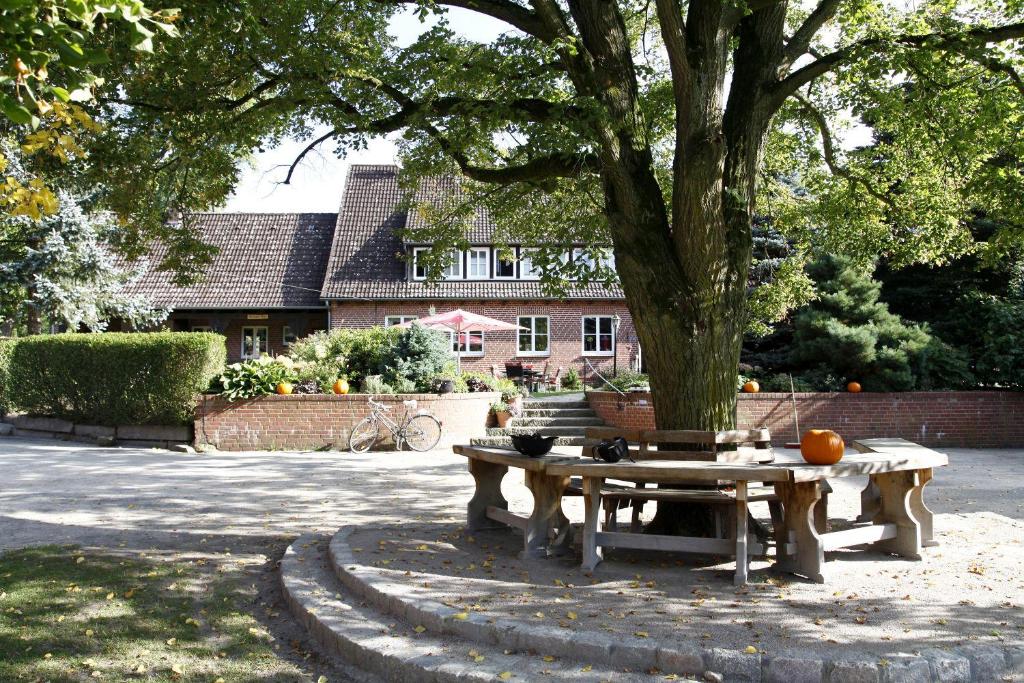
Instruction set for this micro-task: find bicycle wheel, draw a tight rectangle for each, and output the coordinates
[403,414,442,452]
[349,417,380,453]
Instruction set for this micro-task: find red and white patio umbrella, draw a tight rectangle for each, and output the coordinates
[393,308,525,371]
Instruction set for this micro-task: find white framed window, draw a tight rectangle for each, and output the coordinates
[191,325,212,332]
[494,248,516,279]
[242,326,269,359]
[581,316,614,356]
[449,330,484,355]
[517,316,550,356]
[384,315,418,327]
[442,249,463,280]
[520,248,542,280]
[282,326,298,346]
[467,247,489,279]
[598,248,615,271]
[412,247,429,280]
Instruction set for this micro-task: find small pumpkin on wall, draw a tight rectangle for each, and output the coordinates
[332,378,350,395]
[276,382,293,395]
[742,380,760,394]
[847,381,862,393]
[800,429,845,465]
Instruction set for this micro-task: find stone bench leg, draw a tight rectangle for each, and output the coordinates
[911,468,937,547]
[775,481,825,583]
[857,475,881,523]
[859,470,934,547]
[467,458,508,531]
[874,470,922,560]
[523,470,571,558]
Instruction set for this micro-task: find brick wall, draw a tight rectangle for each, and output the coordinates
[328,300,638,381]
[194,392,499,451]
[588,390,1024,448]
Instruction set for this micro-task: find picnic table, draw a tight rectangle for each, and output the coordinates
[452,438,947,584]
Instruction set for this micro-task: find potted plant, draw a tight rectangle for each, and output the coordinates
[491,401,512,428]
[431,376,456,394]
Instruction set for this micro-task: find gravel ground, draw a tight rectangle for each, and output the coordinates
[1,436,1022,660]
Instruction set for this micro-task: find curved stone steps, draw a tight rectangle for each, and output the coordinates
[319,527,1024,683]
[326,528,707,678]
[281,534,669,683]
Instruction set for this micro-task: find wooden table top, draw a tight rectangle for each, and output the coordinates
[453,438,947,483]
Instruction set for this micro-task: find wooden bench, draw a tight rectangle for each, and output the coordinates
[567,427,791,537]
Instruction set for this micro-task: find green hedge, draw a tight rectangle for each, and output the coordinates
[0,338,15,416]
[7,332,226,425]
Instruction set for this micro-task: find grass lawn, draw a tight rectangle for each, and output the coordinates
[0,546,316,682]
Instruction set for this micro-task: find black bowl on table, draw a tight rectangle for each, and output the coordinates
[510,433,557,457]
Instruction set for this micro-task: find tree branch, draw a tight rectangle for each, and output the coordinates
[280,129,339,185]
[771,21,1024,108]
[781,0,843,69]
[425,121,601,182]
[379,0,554,40]
[794,93,894,207]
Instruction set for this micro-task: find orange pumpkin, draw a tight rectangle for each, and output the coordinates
[800,429,845,465]
[276,382,293,395]
[332,378,350,395]
[742,380,760,394]
[847,381,862,393]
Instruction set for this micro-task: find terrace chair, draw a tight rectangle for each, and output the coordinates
[543,366,562,391]
[505,361,525,385]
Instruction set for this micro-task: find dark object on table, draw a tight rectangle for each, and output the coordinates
[510,433,556,457]
[590,436,632,463]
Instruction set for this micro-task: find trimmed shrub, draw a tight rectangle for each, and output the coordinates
[0,338,14,416]
[8,332,225,425]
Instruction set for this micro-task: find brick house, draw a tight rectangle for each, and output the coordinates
[127,165,638,379]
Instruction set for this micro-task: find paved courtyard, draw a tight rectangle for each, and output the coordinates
[1,436,1022,665]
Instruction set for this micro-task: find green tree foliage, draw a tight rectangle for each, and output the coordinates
[1,0,178,126]
[879,224,1024,389]
[6,332,225,424]
[0,143,167,332]
[787,255,972,391]
[41,0,1024,436]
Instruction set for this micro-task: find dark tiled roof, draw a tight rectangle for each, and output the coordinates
[321,165,624,301]
[125,213,336,309]
[404,174,496,244]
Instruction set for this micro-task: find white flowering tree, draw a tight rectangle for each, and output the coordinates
[0,147,167,333]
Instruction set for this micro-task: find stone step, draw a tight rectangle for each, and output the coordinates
[507,417,604,428]
[486,426,588,437]
[519,408,597,418]
[469,435,587,447]
[522,400,589,410]
[326,528,707,680]
[280,535,658,682]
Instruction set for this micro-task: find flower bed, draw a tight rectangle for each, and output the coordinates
[587,390,1024,448]
[195,392,500,451]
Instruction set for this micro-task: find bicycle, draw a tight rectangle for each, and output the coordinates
[349,397,443,453]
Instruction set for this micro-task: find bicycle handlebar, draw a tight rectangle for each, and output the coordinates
[367,397,390,411]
